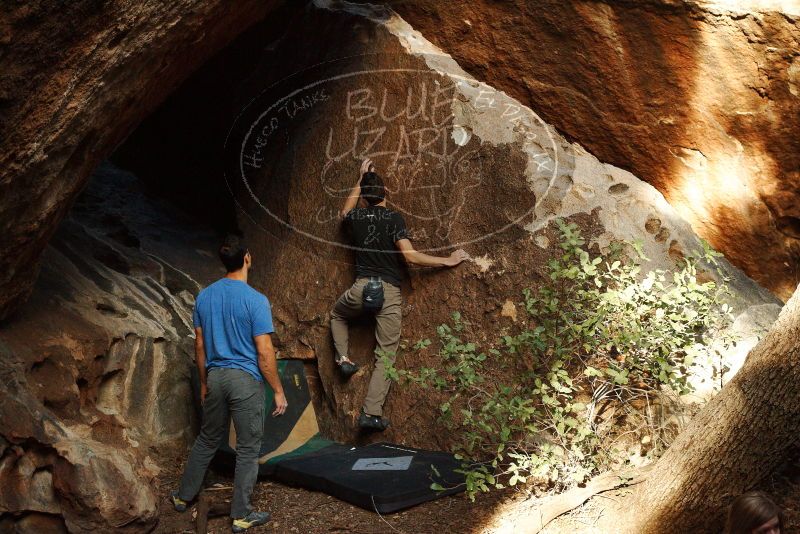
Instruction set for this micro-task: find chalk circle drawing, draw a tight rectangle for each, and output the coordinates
[224,53,559,253]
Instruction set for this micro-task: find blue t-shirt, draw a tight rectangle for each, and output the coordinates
[192,278,274,382]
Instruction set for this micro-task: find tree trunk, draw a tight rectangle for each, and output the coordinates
[606,284,800,533]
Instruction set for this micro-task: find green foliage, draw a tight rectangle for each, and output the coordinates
[383,219,735,499]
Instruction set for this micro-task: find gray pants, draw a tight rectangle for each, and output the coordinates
[177,367,265,518]
[330,277,402,417]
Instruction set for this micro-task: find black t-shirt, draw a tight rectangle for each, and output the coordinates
[344,206,408,287]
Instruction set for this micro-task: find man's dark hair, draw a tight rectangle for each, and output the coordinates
[219,234,248,272]
[360,172,385,205]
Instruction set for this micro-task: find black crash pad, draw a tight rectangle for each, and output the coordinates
[191,364,465,511]
[272,442,465,513]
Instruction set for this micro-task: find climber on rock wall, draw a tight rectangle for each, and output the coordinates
[331,158,470,431]
[170,235,288,533]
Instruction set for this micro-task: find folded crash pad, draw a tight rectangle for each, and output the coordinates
[272,442,466,513]
[192,362,466,511]
[193,359,332,475]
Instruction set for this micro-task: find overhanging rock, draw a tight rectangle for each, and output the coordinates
[214,0,782,443]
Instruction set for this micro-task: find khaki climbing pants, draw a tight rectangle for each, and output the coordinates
[330,277,402,417]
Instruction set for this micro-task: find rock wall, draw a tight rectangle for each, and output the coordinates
[386,0,800,300]
[101,0,782,448]
[0,163,220,531]
[0,0,792,530]
[187,0,778,446]
[0,0,284,321]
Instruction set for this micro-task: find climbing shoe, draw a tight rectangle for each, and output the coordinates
[336,359,359,378]
[358,410,390,431]
[169,491,187,513]
[232,511,271,532]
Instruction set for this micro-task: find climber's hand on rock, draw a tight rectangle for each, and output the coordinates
[446,249,470,267]
[272,391,288,416]
[360,158,374,178]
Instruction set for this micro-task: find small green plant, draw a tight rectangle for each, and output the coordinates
[383,219,735,499]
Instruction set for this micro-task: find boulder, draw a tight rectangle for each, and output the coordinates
[0,0,284,321]
[0,163,219,531]
[389,0,800,300]
[13,513,68,534]
[201,0,781,445]
[0,0,791,530]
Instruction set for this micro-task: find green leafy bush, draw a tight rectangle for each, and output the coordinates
[383,219,735,498]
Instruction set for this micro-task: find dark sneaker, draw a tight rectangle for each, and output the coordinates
[232,511,271,532]
[358,410,390,431]
[337,359,359,378]
[169,490,187,512]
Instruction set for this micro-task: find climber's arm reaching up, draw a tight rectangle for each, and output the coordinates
[339,158,374,219]
[396,238,470,268]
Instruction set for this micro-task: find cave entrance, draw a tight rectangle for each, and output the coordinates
[71,1,333,436]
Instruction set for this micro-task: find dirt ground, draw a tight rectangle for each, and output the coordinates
[155,462,514,534]
[754,452,800,531]
[155,448,800,534]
